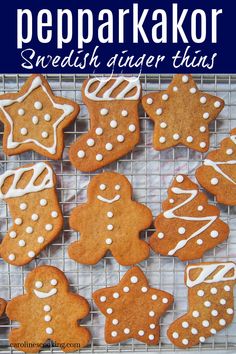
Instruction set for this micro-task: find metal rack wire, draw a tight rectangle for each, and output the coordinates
[0,74,236,353]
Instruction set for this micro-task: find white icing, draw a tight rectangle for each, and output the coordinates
[147,98,153,104]
[26,226,33,234]
[99,184,106,190]
[35,281,43,288]
[95,127,103,135]
[105,143,113,151]
[34,288,57,298]
[124,328,130,334]
[77,150,85,158]
[41,131,49,139]
[160,122,167,128]
[128,124,136,132]
[107,211,113,218]
[182,321,189,328]
[182,339,189,345]
[172,332,179,339]
[44,114,51,121]
[214,101,221,108]
[149,334,154,340]
[186,262,236,288]
[173,133,180,140]
[113,292,119,299]
[96,154,103,161]
[51,211,58,218]
[130,276,138,283]
[40,198,47,206]
[202,320,209,327]
[46,327,53,335]
[141,287,148,293]
[157,232,164,239]
[100,296,106,302]
[173,86,178,92]
[15,218,22,225]
[20,202,27,210]
[45,224,53,231]
[112,319,119,325]
[28,251,35,258]
[107,224,114,231]
[138,330,144,336]
[115,184,120,190]
[87,138,95,147]
[18,239,26,246]
[211,287,218,294]
[34,101,43,110]
[44,305,51,312]
[117,135,125,142]
[162,94,168,101]
[18,108,25,116]
[203,112,209,119]
[20,127,28,135]
[200,142,206,148]
[123,286,129,292]
[219,319,226,326]
[110,120,118,128]
[182,75,189,83]
[0,76,74,154]
[166,187,218,256]
[159,136,166,143]
[156,108,162,115]
[200,126,206,132]
[162,298,168,303]
[190,87,197,94]
[0,163,53,199]
[121,109,128,117]
[211,178,219,185]
[197,290,205,297]
[224,285,231,291]
[152,294,157,300]
[204,159,236,185]
[106,308,113,314]
[38,236,45,244]
[50,279,57,285]
[200,96,207,104]
[187,136,193,143]
[84,77,141,101]
[97,195,120,203]
[9,231,17,238]
[8,254,15,261]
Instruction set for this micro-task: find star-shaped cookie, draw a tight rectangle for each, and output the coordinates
[0,74,79,159]
[142,74,224,152]
[93,266,174,345]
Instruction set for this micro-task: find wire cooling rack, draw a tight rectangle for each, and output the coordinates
[0,74,236,354]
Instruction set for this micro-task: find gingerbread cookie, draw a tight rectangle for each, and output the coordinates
[0,298,6,316]
[69,77,141,171]
[196,128,236,205]
[150,175,229,261]
[6,265,90,353]
[68,172,152,265]
[168,262,236,348]
[142,74,224,152]
[0,162,63,265]
[0,74,79,159]
[93,266,173,345]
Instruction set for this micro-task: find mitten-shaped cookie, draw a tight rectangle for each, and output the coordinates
[168,262,236,348]
[0,298,6,316]
[0,74,79,159]
[196,128,236,205]
[142,74,224,152]
[0,162,63,265]
[93,266,173,345]
[6,266,90,353]
[69,77,141,171]
[150,175,229,261]
[68,172,152,265]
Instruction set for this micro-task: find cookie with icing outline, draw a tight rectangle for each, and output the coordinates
[168,262,236,348]
[0,162,63,265]
[196,128,236,205]
[68,172,152,265]
[0,74,79,159]
[69,77,141,172]
[142,74,224,152]
[93,266,174,345]
[150,174,229,261]
[6,265,90,353]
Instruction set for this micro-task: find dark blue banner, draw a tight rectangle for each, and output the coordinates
[0,0,235,73]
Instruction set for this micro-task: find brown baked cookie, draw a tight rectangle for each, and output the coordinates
[196,128,236,205]
[68,172,152,265]
[6,265,90,353]
[150,175,229,261]
[0,74,79,159]
[0,298,7,316]
[168,262,236,348]
[0,162,63,265]
[69,77,141,171]
[142,74,224,152]
[93,266,174,345]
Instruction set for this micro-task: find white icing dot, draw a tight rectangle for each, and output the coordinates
[200,142,206,148]
[105,143,113,151]
[107,224,114,231]
[190,87,197,94]
[77,150,85,158]
[150,324,156,329]
[121,110,128,117]
[156,108,163,115]
[124,328,130,334]
[202,320,209,327]
[187,136,193,143]
[160,122,167,128]
[173,86,178,92]
[95,127,103,135]
[162,94,169,101]
[20,127,28,136]
[147,98,153,104]
[123,286,130,293]
[200,96,207,104]
[211,287,218,295]
[37,236,45,244]
[131,276,138,284]
[46,327,53,335]
[141,287,148,293]
[211,310,218,317]
[226,148,233,155]
[44,315,51,322]
[220,299,226,305]
[182,75,189,83]
[214,101,221,108]
[192,311,200,318]
[40,199,47,206]
[35,281,43,288]
[50,279,57,286]
[138,330,145,336]
[172,332,179,339]
[32,116,39,125]
[210,230,219,238]
[199,336,205,343]
[110,120,118,128]
[28,251,35,258]
[100,184,106,190]
[178,227,186,234]
[105,238,113,245]
[200,126,206,132]
[227,308,234,315]
[224,285,231,292]
[204,301,211,307]
[26,226,33,234]
[87,138,95,147]
[96,154,103,161]
[157,232,164,239]
[15,218,22,225]
[219,319,226,326]
[113,292,119,299]
[8,254,16,261]
[211,178,218,185]
[44,114,51,121]
[191,328,198,335]
[19,240,26,247]
[197,239,203,245]
[9,231,17,238]
[173,133,180,140]
[152,294,157,300]
[182,321,189,328]
[44,305,51,312]
[162,298,168,303]
[117,135,125,143]
[198,205,204,211]
[176,175,184,183]
[115,184,120,191]
[210,328,217,334]
[51,211,58,218]
[159,136,166,143]
[203,112,210,119]
[197,290,205,297]
[149,334,155,340]
[107,211,113,218]
[128,124,136,132]
[112,319,119,325]
[106,308,113,314]
[182,339,189,345]
[100,296,106,302]
[20,202,27,210]
[34,101,43,110]
[149,311,155,317]
[45,224,53,231]
[169,199,175,204]
[18,108,25,116]
[100,108,108,116]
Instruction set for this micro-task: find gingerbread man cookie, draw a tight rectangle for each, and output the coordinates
[93,266,173,345]
[142,74,224,152]
[150,175,229,261]
[0,162,63,265]
[0,74,79,159]
[0,298,6,316]
[196,128,236,205]
[68,172,152,265]
[69,77,141,171]
[6,266,90,353]
[168,262,236,348]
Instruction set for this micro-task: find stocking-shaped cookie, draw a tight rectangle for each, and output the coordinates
[0,298,6,316]
[142,74,224,152]
[0,74,79,159]
[93,266,173,345]
[150,175,229,261]
[69,77,141,171]
[6,265,90,352]
[68,172,152,265]
[168,262,236,348]
[0,162,63,265]
[196,128,236,205]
